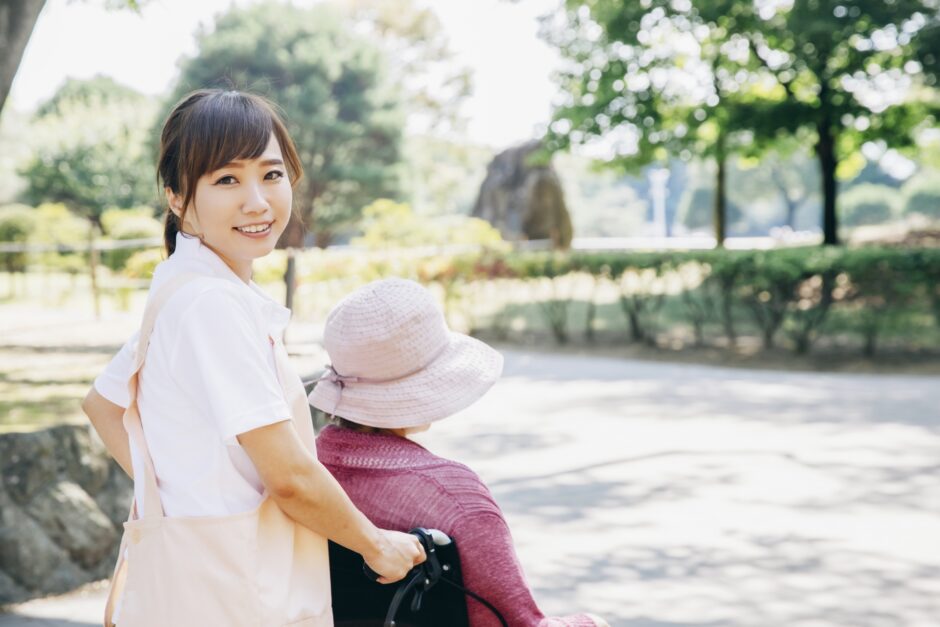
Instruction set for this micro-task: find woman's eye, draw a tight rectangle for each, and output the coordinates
[266,170,285,181]
[215,175,237,185]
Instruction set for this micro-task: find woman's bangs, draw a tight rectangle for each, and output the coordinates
[189,94,275,178]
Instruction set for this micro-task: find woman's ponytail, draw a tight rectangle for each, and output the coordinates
[163,210,180,257]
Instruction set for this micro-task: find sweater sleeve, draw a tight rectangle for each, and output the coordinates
[450,510,598,627]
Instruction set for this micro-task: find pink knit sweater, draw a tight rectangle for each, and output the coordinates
[316,425,596,627]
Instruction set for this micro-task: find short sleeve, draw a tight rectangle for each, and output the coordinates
[93,330,139,409]
[169,288,291,444]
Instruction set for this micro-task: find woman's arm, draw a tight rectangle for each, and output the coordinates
[81,387,133,478]
[452,510,602,627]
[237,421,424,584]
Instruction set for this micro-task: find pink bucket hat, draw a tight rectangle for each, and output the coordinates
[307,278,504,428]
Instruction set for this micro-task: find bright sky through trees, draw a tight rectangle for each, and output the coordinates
[8,0,563,149]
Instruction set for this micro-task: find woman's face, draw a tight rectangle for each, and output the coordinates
[168,133,292,283]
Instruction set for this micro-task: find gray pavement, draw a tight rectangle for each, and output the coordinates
[3,349,939,626]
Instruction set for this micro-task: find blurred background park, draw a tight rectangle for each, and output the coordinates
[1,0,940,625]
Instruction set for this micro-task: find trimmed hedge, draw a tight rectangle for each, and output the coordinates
[417,246,939,356]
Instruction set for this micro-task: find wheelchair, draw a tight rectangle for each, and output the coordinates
[329,528,507,627]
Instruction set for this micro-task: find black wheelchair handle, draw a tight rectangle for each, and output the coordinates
[362,528,449,582]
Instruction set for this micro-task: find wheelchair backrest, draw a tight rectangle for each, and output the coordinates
[329,538,471,627]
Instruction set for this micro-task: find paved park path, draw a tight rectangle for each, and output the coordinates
[2,348,939,626]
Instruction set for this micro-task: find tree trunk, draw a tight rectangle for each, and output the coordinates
[784,198,798,230]
[279,217,305,311]
[314,229,333,249]
[87,220,101,320]
[713,138,727,248]
[815,114,839,246]
[0,0,47,115]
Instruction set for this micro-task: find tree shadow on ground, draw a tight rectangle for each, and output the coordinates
[530,537,940,626]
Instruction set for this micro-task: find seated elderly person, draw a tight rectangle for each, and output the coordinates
[309,278,608,627]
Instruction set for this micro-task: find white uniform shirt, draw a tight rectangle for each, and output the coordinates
[94,231,295,517]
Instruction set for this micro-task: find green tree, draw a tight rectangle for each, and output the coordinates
[544,1,939,246]
[169,2,403,249]
[737,0,938,244]
[18,76,157,316]
[543,0,774,246]
[19,76,157,230]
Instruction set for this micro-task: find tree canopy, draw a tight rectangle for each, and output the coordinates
[168,1,404,248]
[544,0,940,245]
[19,76,157,228]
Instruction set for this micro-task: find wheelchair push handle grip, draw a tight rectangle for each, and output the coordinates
[361,528,451,582]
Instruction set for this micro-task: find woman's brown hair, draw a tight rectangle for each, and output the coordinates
[157,89,304,256]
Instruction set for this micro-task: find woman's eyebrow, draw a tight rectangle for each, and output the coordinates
[216,157,285,170]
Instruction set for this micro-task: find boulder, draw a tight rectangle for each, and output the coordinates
[49,425,110,496]
[0,484,85,593]
[26,481,117,569]
[472,140,573,248]
[93,464,134,528]
[0,567,27,606]
[0,425,130,601]
[0,430,57,504]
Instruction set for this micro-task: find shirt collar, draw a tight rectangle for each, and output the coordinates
[171,232,292,335]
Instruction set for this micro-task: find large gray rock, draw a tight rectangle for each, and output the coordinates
[0,485,85,594]
[472,140,573,248]
[26,482,117,569]
[0,567,27,606]
[0,431,57,504]
[93,464,133,528]
[49,425,110,496]
[0,426,130,602]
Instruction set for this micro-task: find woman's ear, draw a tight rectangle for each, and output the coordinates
[164,187,182,218]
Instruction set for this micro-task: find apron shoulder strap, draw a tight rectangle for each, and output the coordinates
[124,272,204,520]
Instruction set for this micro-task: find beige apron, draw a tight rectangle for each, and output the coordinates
[104,272,332,627]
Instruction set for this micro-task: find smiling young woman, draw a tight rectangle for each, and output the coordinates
[81,89,425,627]
[159,91,299,283]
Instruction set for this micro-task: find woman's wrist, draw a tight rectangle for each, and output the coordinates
[355,521,386,564]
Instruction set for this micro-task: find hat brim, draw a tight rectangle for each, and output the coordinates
[308,332,503,429]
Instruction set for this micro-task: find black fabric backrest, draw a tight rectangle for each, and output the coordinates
[329,540,471,627]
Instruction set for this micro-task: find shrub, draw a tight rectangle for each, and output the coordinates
[100,208,163,271]
[0,204,37,273]
[901,173,940,220]
[839,184,898,227]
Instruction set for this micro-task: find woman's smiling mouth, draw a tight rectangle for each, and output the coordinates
[234,222,273,236]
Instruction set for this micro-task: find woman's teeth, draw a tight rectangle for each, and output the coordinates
[236,223,271,233]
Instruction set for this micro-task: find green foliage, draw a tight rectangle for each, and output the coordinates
[30,203,89,273]
[835,247,924,355]
[122,248,164,280]
[170,2,404,245]
[902,173,940,220]
[252,250,289,284]
[286,243,935,355]
[0,204,37,272]
[352,199,505,250]
[544,0,940,245]
[19,77,158,225]
[99,208,163,271]
[839,184,899,227]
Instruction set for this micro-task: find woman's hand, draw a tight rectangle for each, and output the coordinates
[586,613,610,627]
[363,529,427,584]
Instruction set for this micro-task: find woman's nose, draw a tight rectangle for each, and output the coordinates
[241,182,271,213]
